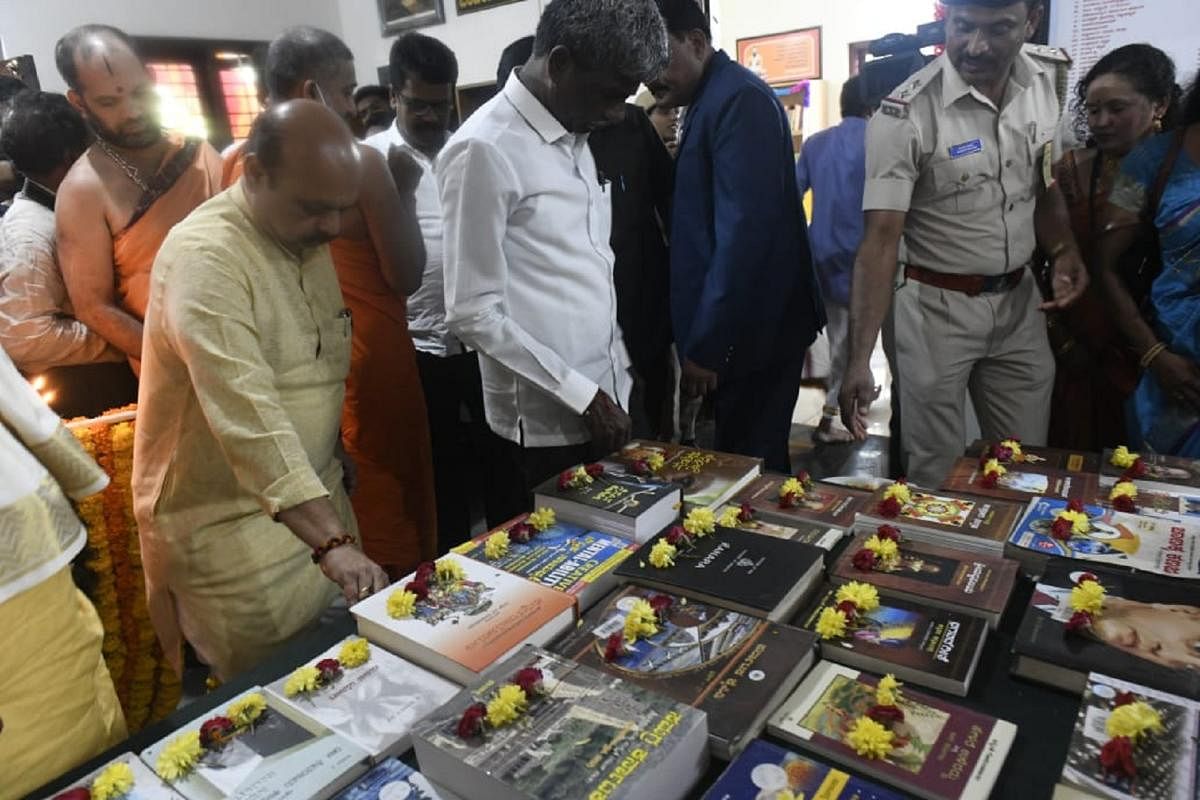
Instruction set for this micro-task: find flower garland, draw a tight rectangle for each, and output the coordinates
[1108,480,1138,513]
[876,479,911,518]
[844,675,906,760]
[649,508,719,569]
[777,471,814,509]
[851,525,904,572]
[283,638,371,696]
[1099,691,1164,780]
[387,557,469,619]
[1064,572,1106,634]
[456,666,547,739]
[155,693,268,781]
[1110,446,1147,480]
[603,594,673,662]
[717,502,756,529]
[979,458,1007,489]
[630,452,666,476]
[558,463,605,490]
[482,508,557,560]
[1051,500,1091,542]
[815,581,881,640]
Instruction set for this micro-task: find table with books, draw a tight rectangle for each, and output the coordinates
[34,440,1200,800]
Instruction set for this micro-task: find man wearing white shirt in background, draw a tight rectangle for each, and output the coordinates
[439,0,669,522]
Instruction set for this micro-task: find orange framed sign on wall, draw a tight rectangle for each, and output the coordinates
[736,27,822,86]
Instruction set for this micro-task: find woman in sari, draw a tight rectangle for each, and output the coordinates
[1099,73,1200,455]
[1041,45,1180,449]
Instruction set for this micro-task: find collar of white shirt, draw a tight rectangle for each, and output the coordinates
[503,70,571,146]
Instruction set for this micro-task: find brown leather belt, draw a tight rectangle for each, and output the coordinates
[903,264,1025,296]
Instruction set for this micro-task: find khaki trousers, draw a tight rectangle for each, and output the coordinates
[894,269,1054,488]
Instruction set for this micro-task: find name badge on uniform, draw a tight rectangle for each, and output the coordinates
[948,139,983,159]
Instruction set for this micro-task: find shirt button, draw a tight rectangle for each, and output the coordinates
[1005,159,1014,167]
[1008,203,1015,211]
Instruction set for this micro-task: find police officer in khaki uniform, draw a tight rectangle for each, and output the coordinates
[839,0,1087,488]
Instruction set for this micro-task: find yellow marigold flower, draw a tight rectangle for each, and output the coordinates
[155,731,202,781]
[983,458,1007,477]
[718,506,742,528]
[1106,700,1164,742]
[1109,481,1138,501]
[683,507,716,537]
[835,581,881,612]
[435,558,466,584]
[1111,446,1139,469]
[647,452,665,472]
[779,477,806,500]
[337,637,371,669]
[387,588,419,619]
[92,761,135,800]
[876,674,904,707]
[815,606,849,640]
[864,535,900,565]
[227,693,267,727]
[649,539,677,568]
[1057,509,1091,535]
[776,792,803,800]
[1000,439,1023,461]
[485,683,528,727]
[845,716,894,759]
[623,598,660,643]
[1069,580,1106,616]
[484,531,511,560]
[882,482,912,505]
[284,665,322,697]
[528,507,556,532]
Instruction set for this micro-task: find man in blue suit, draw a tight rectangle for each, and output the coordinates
[650,0,824,472]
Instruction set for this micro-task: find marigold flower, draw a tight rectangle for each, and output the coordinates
[486,683,528,727]
[649,539,677,568]
[91,761,135,800]
[1070,579,1106,616]
[435,558,466,584]
[387,588,419,619]
[683,507,716,537]
[1106,701,1163,742]
[882,480,911,505]
[718,505,742,528]
[845,716,894,759]
[779,477,806,502]
[876,674,903,707]
[623,598,660,643]
[484,531,511,560]
[155,731,202,781]
[284,666,323,696]
[528,507,556,532]
[1110,446,1139,469]
[337,637,371,668]
[227,693,267,727]
[815,606,848,640]
[835,581,880,612]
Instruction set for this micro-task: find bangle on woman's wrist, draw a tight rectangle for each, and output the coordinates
[311,533,356,564]
[1140,342,1169,370]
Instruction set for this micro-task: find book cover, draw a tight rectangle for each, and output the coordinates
[613,525,825,618]
[533,464,680,520]
[793,584,987,693]
[1101,450,1200,490]
[735,475,865,529]
[860,487,1023,549]
[829,533,1019,618]
[351,554,576,679]
[411,646,708,800]
[333,759,448,800]
[607,440,761,509]
[1014,560,1200,699]
[702,738,907,800]
[768,662,1015,800]
[1059,674,1200,800]
[451,514,637,601]
[265,637,458,761]
[711,504,845,549]
[968,440,1100,472]
[1092,479,1200,524]
[140,688,369,800]
[45,754,185,800]
[940,456,1098,503]
[550,584,815,757]
[1008,498,1200,579]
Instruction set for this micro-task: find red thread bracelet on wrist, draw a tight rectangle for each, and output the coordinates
[311,533,356,564]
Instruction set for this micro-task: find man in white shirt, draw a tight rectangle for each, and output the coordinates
[440,0,669,521]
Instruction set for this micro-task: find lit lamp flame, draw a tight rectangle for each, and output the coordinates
[29,374,56,406]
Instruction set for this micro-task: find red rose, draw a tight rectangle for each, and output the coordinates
[603,632,625,662]
[795,470,812,487]
[1113,691,1136,708]
[852,549,879,572]
[1065,610,1094,634]
[199,715,235,747]
[414,561,436,581]
[557,470,575,490]
[1050,517,1073,541]
[992,444,1012,463]
[1075,572,1099,586]
[1112,496,1136,513]
[875,525,901,542]
[866,704,906,725]
[509,522,535,543]
[513,667,544,696]
[878,496,902,518]
[779,492,799,510]
[835,600,858,620]
[52,790,91,800]
[456,702,487,739]
[1099,735,1137,778]
[980,471,1000,489]
[316,658,342,680]
[665,525,688,546]
[631,459,651,476]
[738,502,755,522]
[405,579,430,600]
[1067,499,1084,514]
[648,594,673,622]
[1129,458,1147,479]
[585,463,605,478]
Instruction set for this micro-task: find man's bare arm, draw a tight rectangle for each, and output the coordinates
[358,144,424,297]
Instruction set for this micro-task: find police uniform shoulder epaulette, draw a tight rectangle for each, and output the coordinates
[1024,43,1072,65]
[879,59,942,120]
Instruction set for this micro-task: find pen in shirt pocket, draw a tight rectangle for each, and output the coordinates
[338,307,352,337]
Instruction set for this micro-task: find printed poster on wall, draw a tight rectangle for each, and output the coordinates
[455,0,524,14]
[736,27,822,86]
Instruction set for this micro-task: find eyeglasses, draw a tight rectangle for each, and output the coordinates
[397,94,453,116]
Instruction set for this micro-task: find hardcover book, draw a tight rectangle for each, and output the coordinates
[712,504,845,549]
[139,688,369,800]
[451,514,637,611]
[44,754,185,800]
[701,738,907,800]
[767,662,1016,800]
[967,440,1100,472]
[828,533,1019,628]
[793,583,988,696]
[265,637,458,761]
[1008,497,1200,579]
[735,475,866,530]
[1100,449,1200,491]
[411,646,709,800]
[1092,478,1200,524]
[333,759,449,800]
[613,525,825,621]
[351,554,576,684]
[606,440,761,509]
[550,584,816,758]
[1056,673,1200,799]
[1012,560,1200,699]
[532,463,680,543]
[940,456,1098,503]
[856,488,1024,556]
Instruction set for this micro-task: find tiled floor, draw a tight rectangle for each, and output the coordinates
[792,335,892,436]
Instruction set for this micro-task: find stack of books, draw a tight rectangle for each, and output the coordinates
[606,440,761,510]
[857,486,1024,556]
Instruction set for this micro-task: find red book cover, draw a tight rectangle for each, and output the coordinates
[967,440,1100,472]
[736,475,866,529]
[860,487,1023,548]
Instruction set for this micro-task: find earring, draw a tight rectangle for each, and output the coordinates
[1154,116,1163,132]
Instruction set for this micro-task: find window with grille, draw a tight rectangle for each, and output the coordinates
[219,66,261,142]
[146,61,209,139]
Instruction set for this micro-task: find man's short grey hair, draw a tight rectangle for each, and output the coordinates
[533,0,668,83]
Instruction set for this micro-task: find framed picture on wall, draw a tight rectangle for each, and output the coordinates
[455,0,523,13]
[736,27,822,86]
[377,0,445,35]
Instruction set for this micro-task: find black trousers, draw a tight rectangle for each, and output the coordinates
[485,431,596,528]
[628,345,676,441]
[713,357,805,474]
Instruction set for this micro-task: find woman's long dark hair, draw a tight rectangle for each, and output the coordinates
[1072,43,1181,144]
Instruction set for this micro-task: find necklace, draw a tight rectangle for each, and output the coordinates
[96,138,151,193]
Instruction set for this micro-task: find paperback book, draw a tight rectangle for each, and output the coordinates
[767,662,1016,800]
[550,584,816,758]
[1008,497,1200,579]
[333,759,448,800]
[451,514,637,611]
[1055,673,1200,799]
[1100,449,1200,492]
[712,504,846,549]
[1093,478,1200,524]
[265,636,458,761]
[735,475,866,530]
[607,440,761,509]
[351,554,576,684]
[532,463,680,543]
[139,687,369,800]
[857,487,1023,556]
[613,525,825,621]
[45,754,185,800]
[967,440,1100,472]
[793,583,988,696]
[828,533,1019,628]
[1012,560,1200,698]
[702,738,907,800]
[411,646,709,800]
[940,456,1098,503]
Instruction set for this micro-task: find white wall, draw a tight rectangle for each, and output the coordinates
[0,0,344,93]
[338,0,544,89]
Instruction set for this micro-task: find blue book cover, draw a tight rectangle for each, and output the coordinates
[702,739,905,800]
[334,759,446,800]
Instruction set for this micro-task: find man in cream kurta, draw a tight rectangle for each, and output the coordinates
[133,101,388,681]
